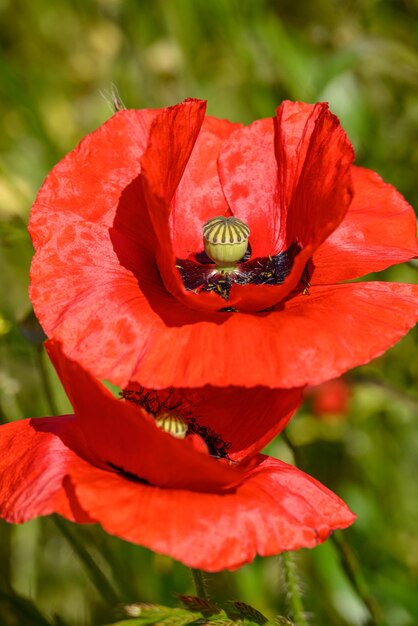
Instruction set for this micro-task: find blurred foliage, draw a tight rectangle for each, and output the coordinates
[1,0,418,625]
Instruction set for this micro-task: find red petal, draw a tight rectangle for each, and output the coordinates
[0,417,90,523]
[141,99,207,208]
[190,386,302,460]
[69,454,355,572]
[29,105,169,374]
[139,99,229,313]
[140,102,352,316]
[36,236,418,394]
[29,218,150,386]
[219,102,353,255]
[216,101,354,311]
[30,211,218,386]
[45,342,255,491]
[277,101,354,247]
[218,117,282,258]
[29,108,159,239]
[130,282,418,389]
[312,166,418,283]
[171,115,242,258]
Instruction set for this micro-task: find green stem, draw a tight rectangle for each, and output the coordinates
[281,552,307,626]
[190,568,209,600]
[35,346,59,415]
[283,430,382,625]
[53,516,119,607]
[281,429,306,468]
[331,532,382,626]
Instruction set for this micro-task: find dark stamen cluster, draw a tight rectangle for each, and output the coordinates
[187,418,232,460]
[121,387,192,419]
[176,241,309,304]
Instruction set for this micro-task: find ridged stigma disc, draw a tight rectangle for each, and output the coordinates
[155,412,188,439]
[203,216,250,269]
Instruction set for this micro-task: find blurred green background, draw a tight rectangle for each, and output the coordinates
[1,0,418,625]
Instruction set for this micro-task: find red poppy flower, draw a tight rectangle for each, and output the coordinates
[29,99,418,390]
[0,342,354,572]
[306,378,351,418]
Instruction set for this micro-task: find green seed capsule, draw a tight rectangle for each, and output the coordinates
[155,412,188,439]
[203,216,250,271]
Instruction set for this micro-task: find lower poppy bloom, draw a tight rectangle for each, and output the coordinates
[29,99,418,390]
[0,343,354,572]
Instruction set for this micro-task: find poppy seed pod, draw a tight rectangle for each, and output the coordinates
[203,216,250,270]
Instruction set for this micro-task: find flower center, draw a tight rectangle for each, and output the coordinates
[175,215,309,306]
[203,216,250,272]
[121,388,232,459]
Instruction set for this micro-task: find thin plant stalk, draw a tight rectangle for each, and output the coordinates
[34,345,59,416]
[331,532,382,626]
[281,552,308,626]
[53,516,119,607]
[190,568,210,600]
[282,429,382,625]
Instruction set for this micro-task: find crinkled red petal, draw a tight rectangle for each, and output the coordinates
[139,100,206,276]
[129,282,418,389]
[0,417,91,524]
[185,385,303,461]
[29,105,166,373]
[139,99,231,314]
[47,342,288,491]
[29,108,159,237]
[217,101,354,311]
[312,166,418,283]
[37,264,418,391]
[170,115,242,258]
[218,117,282,258]
[69,454,355,572]
[277,101,354,248]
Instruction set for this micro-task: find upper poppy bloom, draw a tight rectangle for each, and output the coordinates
[0,342,354,572]
[29,99,418,390]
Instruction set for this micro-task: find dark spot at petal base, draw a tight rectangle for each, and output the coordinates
[108,462,150,485]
